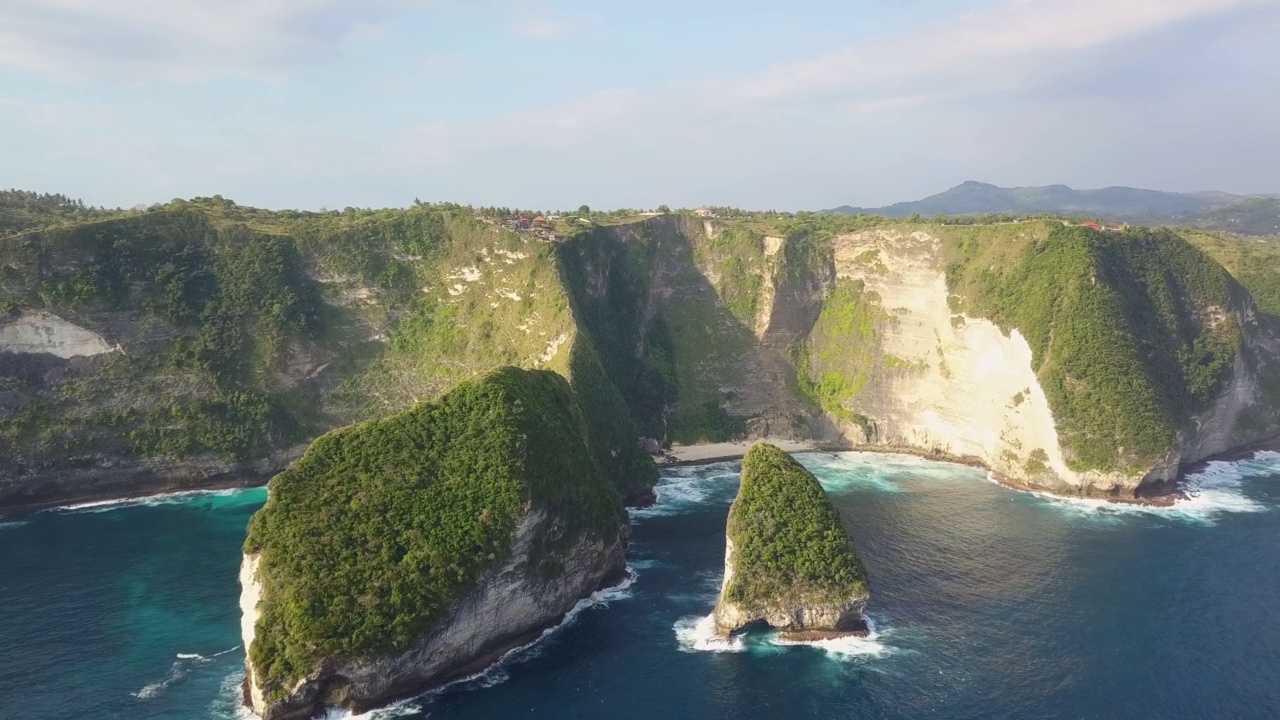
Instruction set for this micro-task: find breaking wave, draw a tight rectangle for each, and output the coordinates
[674,614,746,653]
[630,463,741,518]
[133,646,239,701]
[58,487,266,514]
[1013,451,1279,524]
[675,612,894,660]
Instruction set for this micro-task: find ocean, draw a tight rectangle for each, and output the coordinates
[2,451,1278,720]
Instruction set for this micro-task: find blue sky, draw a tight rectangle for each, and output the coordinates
[1,0,1277,211]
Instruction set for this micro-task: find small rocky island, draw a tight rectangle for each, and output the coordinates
[240,367,629,720]
[714,443,870,640]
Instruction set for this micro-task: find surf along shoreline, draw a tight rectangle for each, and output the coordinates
[4,434,1277,518]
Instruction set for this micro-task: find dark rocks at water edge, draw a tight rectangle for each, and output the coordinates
[239,367,630,720]
[713,443,870,640]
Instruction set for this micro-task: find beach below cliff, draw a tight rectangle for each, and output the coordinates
[660,440,822,466]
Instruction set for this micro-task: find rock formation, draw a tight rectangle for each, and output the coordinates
[240,368,629,719]
[713,443,869,639]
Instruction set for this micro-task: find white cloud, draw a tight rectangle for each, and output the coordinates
[512,18,575,40]
[717,0,1267,106]
[0,0,418,81]
[404,0,1265,158]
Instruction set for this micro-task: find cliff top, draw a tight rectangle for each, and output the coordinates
[722,443,867,611]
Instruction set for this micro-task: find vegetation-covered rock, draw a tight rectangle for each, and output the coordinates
[714,443,869,638]
[242,367,627,718]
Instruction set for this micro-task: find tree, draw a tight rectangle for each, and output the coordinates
[657,204,671,214]
[577,205,591,216]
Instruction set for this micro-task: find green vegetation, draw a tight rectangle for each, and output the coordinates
[244,367,626,696]
[694,227,768,323]
[944,224,1242,472]
[792,279,883,420]
[0,189,124,235]
[0,211,327,465]
[724,443,867,610]
[1181,230,1280,317]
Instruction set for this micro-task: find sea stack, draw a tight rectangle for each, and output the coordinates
[239,367,629,720]
[713,443,869,640]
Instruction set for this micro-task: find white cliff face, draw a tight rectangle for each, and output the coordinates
[239,554,268,715]
[824,230,1137,494]
[0,311,115,358]
[245,510,627,720]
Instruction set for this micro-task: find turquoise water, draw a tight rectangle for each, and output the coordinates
[3,452,1279,719]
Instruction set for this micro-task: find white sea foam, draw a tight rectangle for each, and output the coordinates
[208,669,254,719]
[673,614,746,653]
[134,646,241,702]
[0,520,30,530]
[57,487,265,514]
[675,612,894,660]
[768,615,892,660]
[1008,451,1279,524]
[801,451,984,494]
[1008,448,1280,520]
[630,464,740,519]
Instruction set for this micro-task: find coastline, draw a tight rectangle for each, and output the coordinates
[658,439,827,467]
[6,433,1278,518]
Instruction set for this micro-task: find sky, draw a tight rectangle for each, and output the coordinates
[1,0,1277,211]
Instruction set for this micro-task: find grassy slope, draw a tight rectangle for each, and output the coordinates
[724,443,867,611]
[0,209,330,471]
[244,367,626,695]
[1179,230,1280,318]
[0,198,656,496]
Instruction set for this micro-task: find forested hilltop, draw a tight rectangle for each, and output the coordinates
[0,194,1277,508]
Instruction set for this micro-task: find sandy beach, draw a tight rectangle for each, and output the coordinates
[660,439,821,466]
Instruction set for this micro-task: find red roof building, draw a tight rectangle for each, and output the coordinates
[1082,222,1102,231]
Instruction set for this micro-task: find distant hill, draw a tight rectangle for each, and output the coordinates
[1182,197,1280,236]
[825,181,1278,234]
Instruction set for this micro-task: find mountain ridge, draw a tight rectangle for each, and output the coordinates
[825,181,1280,234]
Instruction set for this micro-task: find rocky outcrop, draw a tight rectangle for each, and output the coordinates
[713,443,869,639]
[242,511,626,720]
[240,368,630,719]
[0,311,116,358]
[714,537,867,640]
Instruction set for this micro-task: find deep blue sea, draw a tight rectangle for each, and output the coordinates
[3,451,1280,720]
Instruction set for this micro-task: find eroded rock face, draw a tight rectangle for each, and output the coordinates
[0,311,115,358]
[799,228,1280,496]
[242,510,627,720]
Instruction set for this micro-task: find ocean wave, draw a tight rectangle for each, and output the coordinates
[57,487,266,514]
[801,451,985,495]
[630,465,740,519]
[674,612,894,660]
[322,567,640,718]
[1010,451,1279,524]
[768,615,892,660]
[0,519,31,530]
[673,614,746,653]
[135,646,241,702]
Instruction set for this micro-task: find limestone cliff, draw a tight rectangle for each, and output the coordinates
[2,201,1278,510]
[788,224,1280,496]
[713,443,869,639]
[240,367,628,719]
